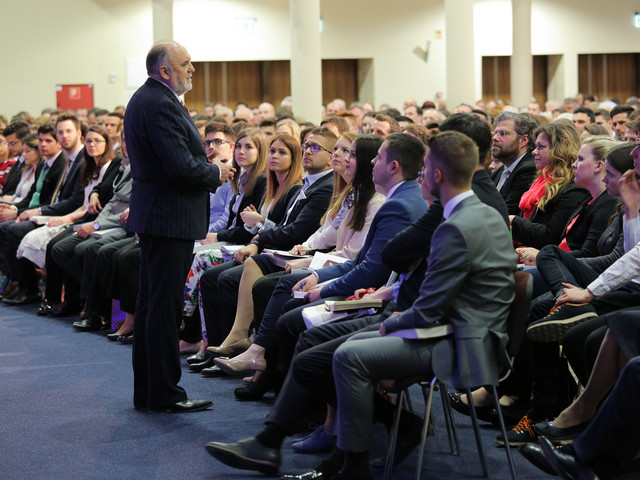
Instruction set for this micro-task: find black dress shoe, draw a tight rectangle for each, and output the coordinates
[538,436,596,480]
[448,392,493,422]
[280,470,326,479]
[117,332,133,344]
[201,365,226,377]
[188,356,215,372]
[534,420,588,441]
[45,302,83,316]
[107,331,132,341]
[519,443,558,475]
[36,302,50,316]
[2,290,42,305]
[73,317,105,331]
[186,351,209,365]
[205,436,280,475]
[234,371,276,401]
[149,398,213,413]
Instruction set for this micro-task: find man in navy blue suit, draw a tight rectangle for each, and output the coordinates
[124,41,233,413]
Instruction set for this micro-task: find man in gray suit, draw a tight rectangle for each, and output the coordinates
[125,41,233,412]
[326,131,517,479]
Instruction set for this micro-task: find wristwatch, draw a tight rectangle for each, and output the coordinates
[93,221,100,230]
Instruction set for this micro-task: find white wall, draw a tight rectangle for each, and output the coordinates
[2,0,152,119]
[3,0,640,119]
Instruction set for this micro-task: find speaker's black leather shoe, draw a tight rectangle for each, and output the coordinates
[148,398,212,413]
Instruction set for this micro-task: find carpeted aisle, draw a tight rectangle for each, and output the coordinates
[0,303,552,479]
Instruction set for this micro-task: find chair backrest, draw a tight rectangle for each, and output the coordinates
[505,270,534,359]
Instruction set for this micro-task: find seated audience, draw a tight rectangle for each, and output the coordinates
[204,130,516,479]
[212,134,385,385]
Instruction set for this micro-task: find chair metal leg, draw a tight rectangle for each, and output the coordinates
[491,386,518,480]
[403,387,414,414]
[414,377,437,480]
[466,388,489,478]
[383,389,405,480]
[439,383,460,455]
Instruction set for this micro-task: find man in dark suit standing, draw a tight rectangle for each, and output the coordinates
[490,112,538,215]
[124,41,233,413]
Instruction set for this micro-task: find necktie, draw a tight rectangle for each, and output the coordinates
[51,158,71,204]
[28,163,50,208]
[496,168,510,192]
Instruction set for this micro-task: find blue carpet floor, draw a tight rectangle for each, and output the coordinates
[0,303,553,480]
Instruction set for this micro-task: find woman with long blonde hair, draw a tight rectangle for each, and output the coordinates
[510,121,591,248]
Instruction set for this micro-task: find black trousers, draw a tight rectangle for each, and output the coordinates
[133,233,192,409]
[199,260,244,346]
[268,314,382,432]
[84,236,135,317]
[110,241,140,314]
[1,220,38,287]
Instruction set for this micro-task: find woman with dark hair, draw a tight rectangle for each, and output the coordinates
[19,125,121,314]
[510,121,590,248]
[211,134,385,379]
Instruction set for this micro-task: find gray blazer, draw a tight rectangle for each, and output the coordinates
[383,194,517,387]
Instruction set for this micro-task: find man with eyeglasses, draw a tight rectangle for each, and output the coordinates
[201,121,236,244]
[490,111,538,215]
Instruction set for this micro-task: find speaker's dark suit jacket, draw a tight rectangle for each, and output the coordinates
[126,78,221,240]
[124,77,222,409]
[491,151,537,215]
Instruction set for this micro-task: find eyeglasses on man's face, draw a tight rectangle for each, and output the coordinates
[303,142,332,155]
[205,138,232,148]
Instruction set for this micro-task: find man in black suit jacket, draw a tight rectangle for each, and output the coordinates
[124,41,233,413]
[490,112,538,215]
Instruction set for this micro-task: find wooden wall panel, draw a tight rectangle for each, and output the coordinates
[579,53,640,102]
[482,55,548,106]
[322,59,358,106]
[606,53,637,102]
[186,58,359,114]
[482,56,511,103]
[226,61,264,107]
[533,55,548,106]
